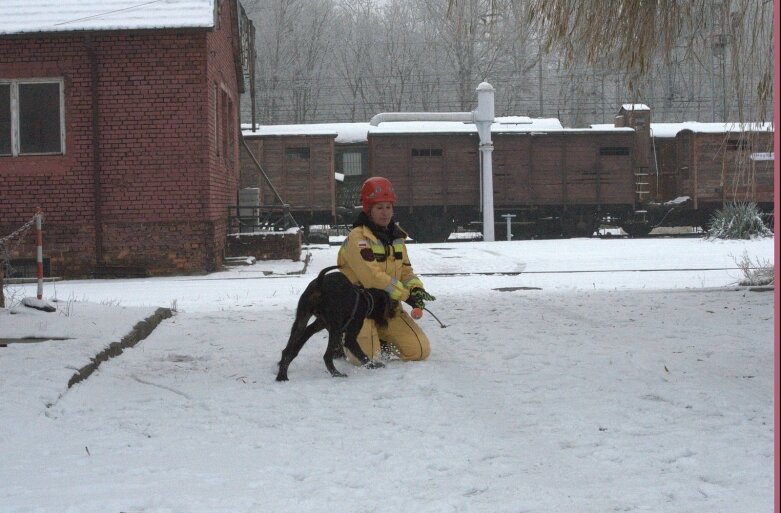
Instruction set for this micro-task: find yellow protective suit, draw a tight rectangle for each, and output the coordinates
[337,220,430,363]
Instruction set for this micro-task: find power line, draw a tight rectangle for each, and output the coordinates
[51,0,170,27]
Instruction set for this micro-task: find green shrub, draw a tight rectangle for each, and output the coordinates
[707,202,772,239]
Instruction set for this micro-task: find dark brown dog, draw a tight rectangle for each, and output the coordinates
[276,265,396,381]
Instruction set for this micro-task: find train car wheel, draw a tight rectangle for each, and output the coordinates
[561,213,600,238]
[403,216,454,243]
[622,222,653,237]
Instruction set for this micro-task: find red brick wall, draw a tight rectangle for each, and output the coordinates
[226,231,302,262]
[206,0,242,270]
[1,39,98,275]
[1,1,241,277]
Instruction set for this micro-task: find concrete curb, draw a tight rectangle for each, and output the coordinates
[67,307,173,389]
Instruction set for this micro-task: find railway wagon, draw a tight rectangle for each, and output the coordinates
[368,118,639,241]
[240,116,774,242]
[241,127,338,226]
[646,123,774,228]
[368,125,480,241]
[240,123,373,231]
[492,129,637,237]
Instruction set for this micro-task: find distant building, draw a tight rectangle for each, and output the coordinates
[1,0,254,277]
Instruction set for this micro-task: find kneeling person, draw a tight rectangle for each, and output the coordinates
[337,176,435,363]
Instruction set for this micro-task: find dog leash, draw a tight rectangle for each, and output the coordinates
[337,288,362,333]
[362,289,374,316]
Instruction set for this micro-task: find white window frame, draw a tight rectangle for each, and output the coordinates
[0,78,66,157]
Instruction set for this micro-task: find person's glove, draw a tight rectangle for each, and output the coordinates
[406,288,435,309]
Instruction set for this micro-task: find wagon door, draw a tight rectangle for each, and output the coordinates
[410,146,445,207]
[282,145,313,209]
[493,147,512,205]
[650,138,678,201]
[529,135,564,205]
[493,135,532,207]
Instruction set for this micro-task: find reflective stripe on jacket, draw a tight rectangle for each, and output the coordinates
[337,224,424,302]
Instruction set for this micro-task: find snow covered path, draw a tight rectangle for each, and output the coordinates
[0,237,775,512]
[3,292,775,512]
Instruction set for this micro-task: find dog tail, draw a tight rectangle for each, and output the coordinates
[316,265,341,289]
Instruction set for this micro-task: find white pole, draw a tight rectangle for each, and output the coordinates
[474,82,495,242]
[35,210,43,300]
[502,213,516,240]
[480,145,495,241]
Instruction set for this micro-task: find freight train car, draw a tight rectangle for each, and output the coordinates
[492,128,637,238]
[367,121,480,241]
[240,110,774,242]
[240,125,337,226]
[368,117,640,241]
[594,107,775,234]
[240,123,370,230]
[647,122,774,228]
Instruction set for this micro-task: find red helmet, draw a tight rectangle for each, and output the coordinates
[360,176,396,213]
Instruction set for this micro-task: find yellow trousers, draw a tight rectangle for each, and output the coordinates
[345,307,430,364]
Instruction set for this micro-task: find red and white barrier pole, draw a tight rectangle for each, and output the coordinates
[35,209,43,300]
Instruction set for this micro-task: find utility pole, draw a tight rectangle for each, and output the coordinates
[538,42,543,117]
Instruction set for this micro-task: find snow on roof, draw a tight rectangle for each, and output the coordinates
[590,121,774,137]
[621,104,651,111]
[0,0,216,36]
[370,117,566,135]
[649,122,773,138]
[240,117,638,141]
[241,123,370,144]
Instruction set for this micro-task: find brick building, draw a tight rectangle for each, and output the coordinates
[1,0,253,277]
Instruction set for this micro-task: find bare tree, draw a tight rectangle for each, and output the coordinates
[287,0,336,122]
[523,0,773,123]
[245,0,336,123]
[334,0,378,121]
[241,0,772,127]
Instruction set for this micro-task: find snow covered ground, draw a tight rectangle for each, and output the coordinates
[0,236,775,513]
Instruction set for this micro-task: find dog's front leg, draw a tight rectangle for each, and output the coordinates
[342,326,385,371]
[324,331,348,378]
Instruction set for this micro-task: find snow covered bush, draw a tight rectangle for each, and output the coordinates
[733,251,774,287]
[707,202,772,239]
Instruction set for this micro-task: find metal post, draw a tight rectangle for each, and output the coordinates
[480,144,495,241]
[368,82,496,242]
[501,214,516,241]
[475,82,495,242]
[35,209,43,300]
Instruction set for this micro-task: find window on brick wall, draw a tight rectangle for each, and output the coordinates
[227,96,235,167]
[214,83,220,157]
[0,79,64,156]
[0,84,10,156]
[215,86,236,167]
[222,90,229,159]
